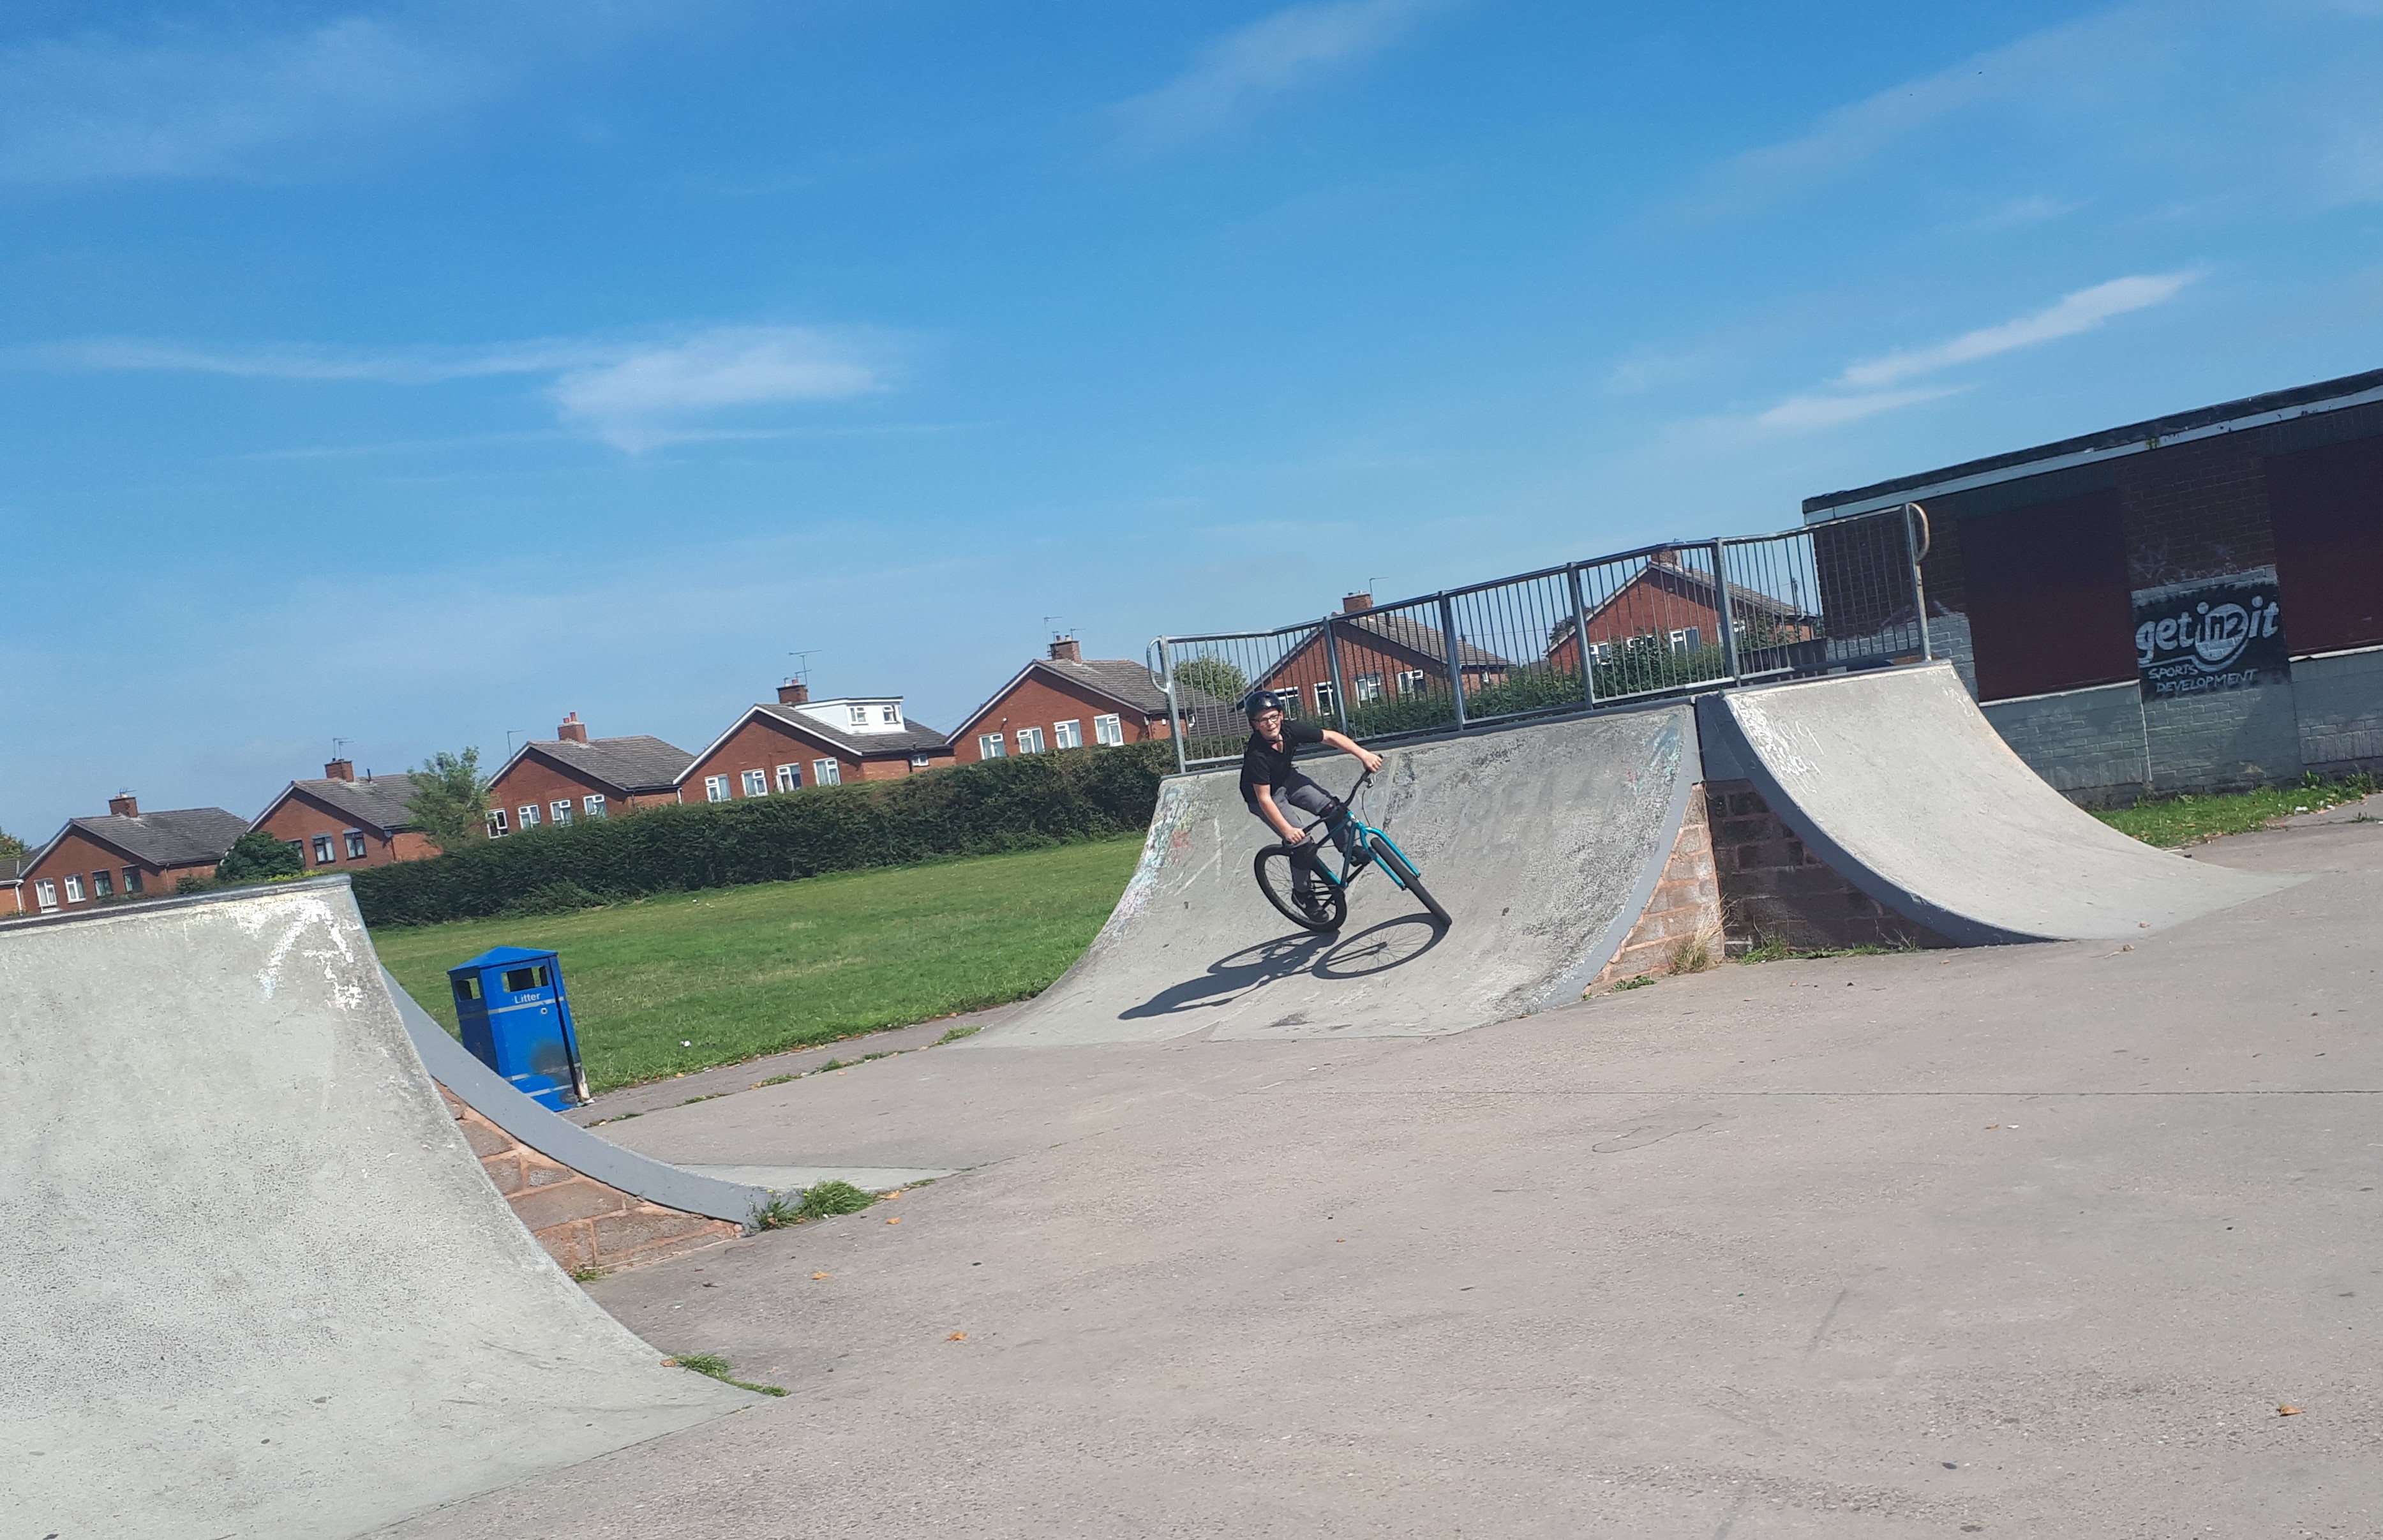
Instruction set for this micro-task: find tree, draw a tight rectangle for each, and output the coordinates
[1169,655,1249,708]
[407,748,491,853]
[0,828,25,861]
[214,829,304,884]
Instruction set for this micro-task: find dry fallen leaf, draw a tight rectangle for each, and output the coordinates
[948,1331,967,1342]
[885,1216,902,1225]
[2278,1404,2303,1416]
[660,1358,678,1368]
[812,1272,830,1281]
[885,1189,904,1200]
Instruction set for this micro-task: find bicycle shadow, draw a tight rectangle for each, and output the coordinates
[1117,915,1445,1020]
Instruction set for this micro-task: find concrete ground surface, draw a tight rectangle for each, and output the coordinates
[385,816,2381,1539]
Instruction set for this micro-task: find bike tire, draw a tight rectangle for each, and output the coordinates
[1253,846,1347,933]
[1366,832,1451,928]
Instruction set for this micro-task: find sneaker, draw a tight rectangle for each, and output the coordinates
[1293,882,1334,922]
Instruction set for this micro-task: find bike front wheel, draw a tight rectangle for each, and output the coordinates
[1366,832,1451,928]
[1253,846,1347,933]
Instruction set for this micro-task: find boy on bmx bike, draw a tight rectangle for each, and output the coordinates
[1238,691,1383,923]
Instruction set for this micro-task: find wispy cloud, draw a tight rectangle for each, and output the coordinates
[1754,387,1962,433]
[1837,273,2199,389]
[1118,0,1448,145]
[29,327,895,451]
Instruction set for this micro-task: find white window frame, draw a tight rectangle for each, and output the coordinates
[583,794,607,818]
[1016,726,1046,754]
[979,733,1006,759]
[64,874,85,903]
[344,830,367,860]
[1313,681,1338,718]
[1396,669,1426,696]
[880,703,901,724]
[1052,719,1083,749]
[703,775,730,804]
[1094,714,1123,746]
[550,799,574,826]
[1669,627,1700,655]
[741,769,768,798]
[909,754,932,769]
[311,834,336,865]
[488,807,510,837]
[1588,641,1612,664]
[35,878,57,909]
[775,763,800,792]
[848,704,869,727]
[814,758,842,786]
[1354,673,1384,703]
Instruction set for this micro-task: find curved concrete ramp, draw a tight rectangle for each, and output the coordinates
[1701,664,2297,944]
[976,705,1697,1046]
[0,879,754,1540]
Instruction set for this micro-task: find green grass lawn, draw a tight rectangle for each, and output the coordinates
[373,835,1142,1091]
[2093,773,2377,848]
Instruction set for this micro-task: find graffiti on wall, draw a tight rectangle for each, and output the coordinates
[2131,568,2288,701]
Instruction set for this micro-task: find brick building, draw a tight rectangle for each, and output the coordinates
[250,759,438,870]
[1256,594,1512,720]
[679,682,953,798]
[1803,366,2383,800]
[484,715,693,836]
[1545,555,1816,672]
[17,795,248,913]
[949,639,1179,763]
[2,856,23,916]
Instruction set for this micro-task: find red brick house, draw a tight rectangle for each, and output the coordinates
[678,682,954,800]
[1545,553,1816,672]
[484,715,693,836]
[949,639,1182,763]
[250,759,440,870]
[3,856,24,916]
[17,795,248,913]
[1256,594,1513,717]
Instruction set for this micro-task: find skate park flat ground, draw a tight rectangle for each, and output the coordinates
[391,816,2382,1539]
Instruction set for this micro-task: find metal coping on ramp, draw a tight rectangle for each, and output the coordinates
[1696,662,2299,944]
[0,876,758,1540]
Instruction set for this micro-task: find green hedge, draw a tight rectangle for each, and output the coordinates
[352,742,1173,928]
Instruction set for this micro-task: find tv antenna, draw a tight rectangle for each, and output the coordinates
[331,737,350,759]
[1043,615,1067,639]
[787,649,821,683]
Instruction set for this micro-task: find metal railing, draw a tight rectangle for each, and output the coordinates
[1150,504,1931,770]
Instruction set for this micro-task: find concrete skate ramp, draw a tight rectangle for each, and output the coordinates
[976,705,1697,1046]
[1701,663,2298,944]
[0,879,753,1540]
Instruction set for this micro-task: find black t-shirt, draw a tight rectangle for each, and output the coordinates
[1239,719,1325,805]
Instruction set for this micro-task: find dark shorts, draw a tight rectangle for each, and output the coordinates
[1248,774,1361,870]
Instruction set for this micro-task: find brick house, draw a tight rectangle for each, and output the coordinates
[1256,595,1513,719]
[17,795,248,913]
[949,639,1179,763]
[679,682,953,800]
[2,856,23,916]
[484,715,693,836]
[1544,555,1818,671]
[249,759,438,871]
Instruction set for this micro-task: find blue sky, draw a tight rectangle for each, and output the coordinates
[6,0,2382,841]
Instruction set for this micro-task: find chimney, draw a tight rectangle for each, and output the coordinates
[777,680,811,705]
[108,792,139,818]
[324,758,355,781]
[558,712,589,744]
[1342,592,1374,614]
[1048,637,1082,663]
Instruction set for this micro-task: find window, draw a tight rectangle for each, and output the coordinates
[92,870,114,898]
[34,878,56,909]
[1587,641,1613,664]
[285,840,305,862]
[344,830,367,860]
[909,754,932,768]
[583,795,606,818]
[122,867,142,894]
[814,758,842,786]
[487,807,510,837]
[704,775,730,803]
[1052,719,1084,749]
[550,800,573,826]
[880,703,902,724]
[1396,669,1426,696]
[312,834,336,865]
[1354,673,1384,703]
[64,874,85,903]
[1094,713,1123,746]
[775,763,800,792]
[979,733,1006,758]
[742,769,768,797]
[519,804,541,827]
[1668,627,1701,655]
[1017,726,1046,754]
[848,704,869,727]
[1313,681,1339,718]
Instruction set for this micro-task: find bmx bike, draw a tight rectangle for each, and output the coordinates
[1252,766,1451,934]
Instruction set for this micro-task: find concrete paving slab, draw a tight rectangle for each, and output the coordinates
[384,816,2383,1539]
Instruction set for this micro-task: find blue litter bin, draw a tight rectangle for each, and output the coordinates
[448,946,590,1110]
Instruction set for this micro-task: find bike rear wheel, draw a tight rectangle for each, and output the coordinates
[1366,832,1451,927]
[1253,846,1347,933]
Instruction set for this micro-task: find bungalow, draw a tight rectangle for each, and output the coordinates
[678,682,954,800]
[949,638,1177,763]
[17,795,249,913]
[1545,551,1818,673]
[1257,594,1514,719]
[249,758,438,870]
[484,715,694,836]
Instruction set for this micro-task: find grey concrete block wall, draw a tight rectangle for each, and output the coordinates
[2140,684,2305,793]
[2292,647,2383,768]
[1979,682,2149,806]
[1923,611,1978,698]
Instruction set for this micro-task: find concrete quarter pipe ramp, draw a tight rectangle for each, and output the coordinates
[1700,662,2299,943]
[978,705,1699,1046]
[0,880,754,1540]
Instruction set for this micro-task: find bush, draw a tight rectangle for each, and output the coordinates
[352,741,1173,927]
[213,829,305,883]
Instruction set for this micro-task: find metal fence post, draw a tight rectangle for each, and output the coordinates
[1156,639,1186,775]
[1438,594,1468,730]
[1905,503,1934,662]
[1322,615,1350,734]
[1566,563,1595,707]
[1709,539,1742,683]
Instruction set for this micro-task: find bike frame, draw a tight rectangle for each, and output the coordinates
[1290,769,1427,897]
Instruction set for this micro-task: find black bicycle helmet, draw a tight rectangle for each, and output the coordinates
[1242,689,1291,717]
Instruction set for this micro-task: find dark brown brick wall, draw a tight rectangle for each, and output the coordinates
[953,674,1168,763]
[1703,780,1952,953]
[252,785,439,870]
[2119,435,2276,588]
